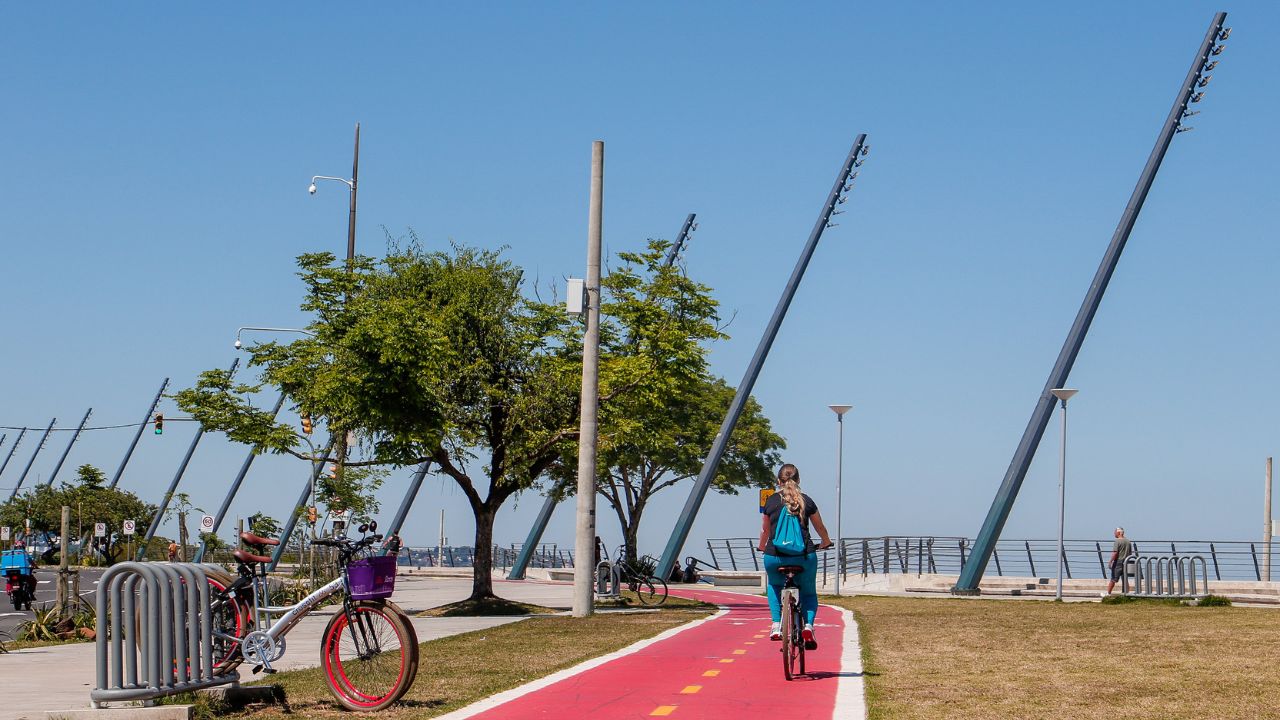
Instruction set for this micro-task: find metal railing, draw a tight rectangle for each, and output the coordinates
[705,537,1277,582]
[389,544,574,570]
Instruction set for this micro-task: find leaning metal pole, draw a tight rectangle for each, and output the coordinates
[953,12,1230,594]
[195,393,286,562]
[44,408,93,487]
[657,135,869,577]
[109,378,170,489]
[507,212,698,580]
[269,444,333,571]
[376,460,432,558]
[0,428,26,480]
[137,360,238,560]
[11,418,56,499]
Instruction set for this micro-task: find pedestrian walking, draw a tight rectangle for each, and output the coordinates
[1104,527,1133,596]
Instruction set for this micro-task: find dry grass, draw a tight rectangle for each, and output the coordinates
[829,595,1280,720]
[230,600,715,718]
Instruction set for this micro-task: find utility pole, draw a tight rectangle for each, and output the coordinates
[573,140,604,618]
[1265,457,1273,582]
[57,505,70,619]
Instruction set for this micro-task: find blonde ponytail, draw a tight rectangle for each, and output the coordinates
[777,464,804,519]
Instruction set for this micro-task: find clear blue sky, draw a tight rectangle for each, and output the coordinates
[2,3,1276,558]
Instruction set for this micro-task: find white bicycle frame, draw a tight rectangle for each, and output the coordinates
[213,572,349,655]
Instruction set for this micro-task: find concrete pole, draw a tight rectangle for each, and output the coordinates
[1265,457,1273,582]
[1055,399,1068,601]
[573,140,604,618]
[438,509,445,567]
[57,505,70,619]
[834,414,844,595]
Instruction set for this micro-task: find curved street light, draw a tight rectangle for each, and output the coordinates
[234,326,317,350]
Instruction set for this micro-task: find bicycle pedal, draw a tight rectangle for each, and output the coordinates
[262,667,277,674]
[252,665,263,674]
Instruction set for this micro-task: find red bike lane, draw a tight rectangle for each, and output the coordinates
[459,588,847,720]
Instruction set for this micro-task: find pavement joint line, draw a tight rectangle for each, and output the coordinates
[429,606,729,720]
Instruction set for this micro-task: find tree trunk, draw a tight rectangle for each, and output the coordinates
[624,510,642,566]
[178,511,189,562]
[470,505,497,600]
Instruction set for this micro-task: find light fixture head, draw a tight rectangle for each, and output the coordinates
[860,145,870,156]
[1204,60,1218,71]
[1190,92,1205,103]
[828,404,853,417]
[1211,44,1225,55]
[1049,388,1079,403]
[1219,27,1231,41]
[1198,75,1212,87]
[308,183,318,195]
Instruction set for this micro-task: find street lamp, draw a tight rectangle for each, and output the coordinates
[1049,388,1078,601]
[309,122,360,264]
[234,326,317,350]
[828,403,852,595]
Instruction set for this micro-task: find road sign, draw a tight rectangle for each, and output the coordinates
[200,515,215,532]
[758,488,776,514]
[0,527,9,542]
[94,522,107,538]
[123,520,136,535]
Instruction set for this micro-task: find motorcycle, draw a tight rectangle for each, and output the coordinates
[2,549,36,611]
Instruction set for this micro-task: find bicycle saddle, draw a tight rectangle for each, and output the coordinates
[777,565,805,576]
[233,549,273,565]
[240,531,280,547]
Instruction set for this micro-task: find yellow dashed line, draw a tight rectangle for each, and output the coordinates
[744,641,756,645]
[702,669,720,677]
[719,658,734,664]
[680,685,702,694]
[732,649,746,655]
[651,706,677,716]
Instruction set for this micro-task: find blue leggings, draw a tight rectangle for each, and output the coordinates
[764,553,818,625]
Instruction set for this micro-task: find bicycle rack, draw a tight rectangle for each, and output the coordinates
[1121,555,1210,599]
[91,562,240,707]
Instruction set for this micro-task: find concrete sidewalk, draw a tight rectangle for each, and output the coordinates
[0,575,574,720]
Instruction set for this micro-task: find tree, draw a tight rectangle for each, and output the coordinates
[175,244,580,601]
[163,492,201,561]
[553,241,785,563]
[0,464,155,566]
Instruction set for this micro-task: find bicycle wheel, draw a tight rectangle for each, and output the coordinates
[633,575,668,606]
[206,572,249,673]
[322,599,419,711]
[796,599,806,677]
[780,591,795,681]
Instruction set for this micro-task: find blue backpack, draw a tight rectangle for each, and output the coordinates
[772,507,807,556]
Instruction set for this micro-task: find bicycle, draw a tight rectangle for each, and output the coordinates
[208,520,419,711]
[777,564,806,680]
[595,546,668,606]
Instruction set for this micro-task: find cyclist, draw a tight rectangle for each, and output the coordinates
[757,463,833,649]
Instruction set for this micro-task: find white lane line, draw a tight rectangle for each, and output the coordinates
[430,606,730,720]
[830,604,868,720]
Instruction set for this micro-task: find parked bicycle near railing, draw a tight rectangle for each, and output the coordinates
[206,520,419,711]
[594,545,668,606]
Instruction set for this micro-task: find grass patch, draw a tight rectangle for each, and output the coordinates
[1,637,86,651]
[236,602,713,718]
[831,595,1280,720]
[417,596,561,616]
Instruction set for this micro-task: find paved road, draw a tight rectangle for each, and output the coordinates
[1,567,105,640]
[441,587,864,720]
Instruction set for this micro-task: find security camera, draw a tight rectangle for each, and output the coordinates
[234,339,242,350]
[308,183,318,195]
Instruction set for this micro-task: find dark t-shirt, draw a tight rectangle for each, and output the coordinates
[762,492,819,556]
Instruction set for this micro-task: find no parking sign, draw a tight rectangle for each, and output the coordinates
[94,523,107,538]
[122,520,136,535]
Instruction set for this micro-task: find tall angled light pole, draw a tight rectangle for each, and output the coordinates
[1049,388,1078,601]
[309,122,360,266]
[828,404,852,595]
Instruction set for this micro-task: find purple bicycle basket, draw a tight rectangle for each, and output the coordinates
[347,555,397,600]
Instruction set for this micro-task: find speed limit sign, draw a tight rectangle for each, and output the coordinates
[94,523,107,538]
[122,520,136,535]
[0,527,9,542]
[200,515,215,532]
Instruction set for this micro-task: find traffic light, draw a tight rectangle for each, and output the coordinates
[300,412,313,435]
[154,413,164,435]
[307,506,318,524]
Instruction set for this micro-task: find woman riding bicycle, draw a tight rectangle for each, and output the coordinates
[757,463,833,649]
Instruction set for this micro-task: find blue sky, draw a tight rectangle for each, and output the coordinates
[1,3,1276,560]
